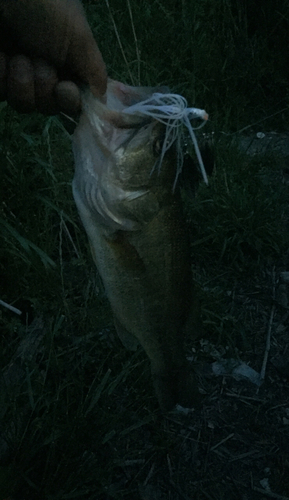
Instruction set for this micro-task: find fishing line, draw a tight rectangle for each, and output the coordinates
[122,93,209,185]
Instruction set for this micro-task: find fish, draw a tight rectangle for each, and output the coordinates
[72,79,202,411]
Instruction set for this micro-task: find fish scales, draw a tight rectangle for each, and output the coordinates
[72,79,200,411]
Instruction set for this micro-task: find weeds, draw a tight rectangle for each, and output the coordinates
[186,143,289,270]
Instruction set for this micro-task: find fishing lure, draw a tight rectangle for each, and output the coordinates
[122,92,209,187]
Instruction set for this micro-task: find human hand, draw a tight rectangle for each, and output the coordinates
[0,0,107,115]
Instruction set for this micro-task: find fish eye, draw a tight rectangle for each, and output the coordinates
[153,137,164,157]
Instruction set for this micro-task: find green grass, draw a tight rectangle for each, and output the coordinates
[1,0,289,498]
[186,144,289,269]
[0,320,153,499]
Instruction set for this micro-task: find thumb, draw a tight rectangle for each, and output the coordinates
[65,26,107,99]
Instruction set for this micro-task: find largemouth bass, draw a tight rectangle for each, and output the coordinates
[72,80,200,411]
